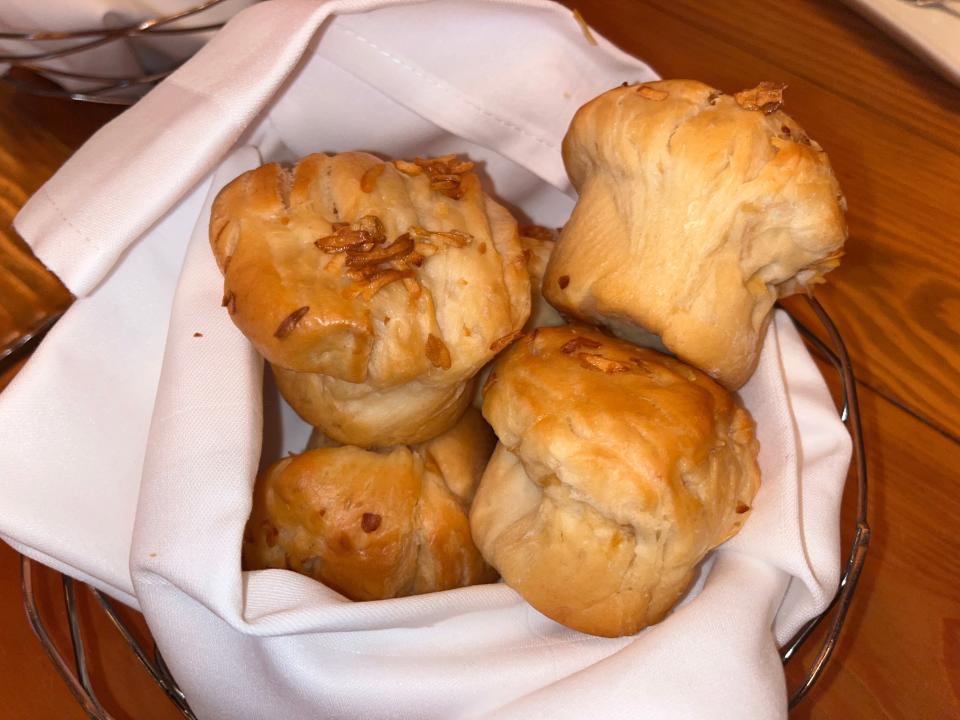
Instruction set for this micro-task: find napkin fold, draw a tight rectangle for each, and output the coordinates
[0,1,852,718]
[0,178,207,606]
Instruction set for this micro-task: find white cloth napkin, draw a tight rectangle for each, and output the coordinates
[0,1,852,718]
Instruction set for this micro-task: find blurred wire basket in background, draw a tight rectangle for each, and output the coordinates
[0,0,252,104]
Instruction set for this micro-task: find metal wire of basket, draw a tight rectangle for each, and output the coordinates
[0,0,240,104]
[15,294,871,719]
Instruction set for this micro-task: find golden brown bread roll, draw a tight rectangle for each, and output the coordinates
[272,367,478,450]
[544,79,847,388]
[210,152,530,446]
[244,408,498,601]
[470,325,760,637]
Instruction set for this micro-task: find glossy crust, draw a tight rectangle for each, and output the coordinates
[544,79,847,388]
[471,325,760,637]
[210,152,530,445]
[243,408,498,601]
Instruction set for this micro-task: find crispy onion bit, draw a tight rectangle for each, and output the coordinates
[413,241,439,257]
[576,353,632,373]
[489,329,525,353]
[429,173,462,184]
[734,82,787,112]
[316,215,386,252]
[447,160,475,174]
[355,215,386,240]
[345,234,415,268]
[315,232,372,252]
[637,85,668,101]
[274,306,310,339]
[429,177,459,188]
[415,154,457,167]
[425,333,452,369]
[353,269,414,300]
[560,336,601,354]
[316,211,473,299]
[401,252,425,269]
[393,159,423,175]
[397,154,476,199]
[409,226,472,247]
[430,178,459,192]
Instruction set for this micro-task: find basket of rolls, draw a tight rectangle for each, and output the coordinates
[0,1,854,718]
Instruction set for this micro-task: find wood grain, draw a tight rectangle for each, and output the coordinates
[567,0,960,440]
[2,3,960,718]
[0,73,118,352]
[783,354,960,719]
[0,543,185,720]
[659,0,960,153]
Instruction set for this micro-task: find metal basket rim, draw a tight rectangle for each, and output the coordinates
[0,0,236,102]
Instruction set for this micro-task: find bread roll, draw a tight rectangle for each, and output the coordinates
[471,325,760,637]
[244,408,498,601]
[544,79,847,388]
[210,152,530,446]
[272,368,478,450]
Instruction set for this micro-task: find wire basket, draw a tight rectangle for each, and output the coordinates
[16,294,871,719]
[0,0,243,104]
[2,3,870,716]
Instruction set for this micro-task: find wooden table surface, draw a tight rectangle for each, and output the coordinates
[1,1,958,718]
